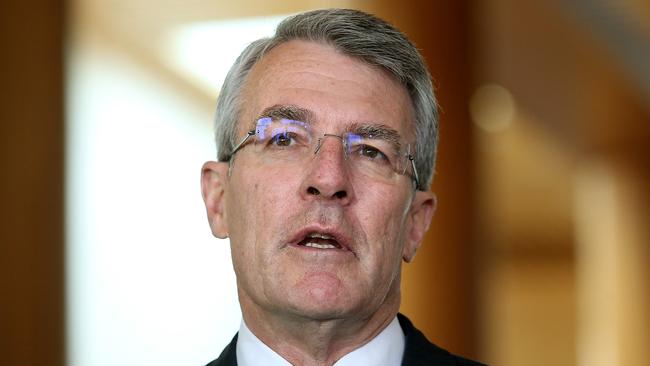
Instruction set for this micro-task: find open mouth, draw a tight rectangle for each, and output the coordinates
[297,232,343,250]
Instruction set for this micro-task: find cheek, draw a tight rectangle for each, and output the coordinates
[226,172,263,265]
[357,188,410,259]
[360,186,409,226]
[227,166,298,249]
[228,175,276,290]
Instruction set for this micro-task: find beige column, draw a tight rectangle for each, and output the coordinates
[574,158,650,366]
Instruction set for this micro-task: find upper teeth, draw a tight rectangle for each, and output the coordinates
[308,233,334,239]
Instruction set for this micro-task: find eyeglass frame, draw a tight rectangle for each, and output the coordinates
[223,124,422,191]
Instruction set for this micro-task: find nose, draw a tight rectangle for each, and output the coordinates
[300,136,355,204]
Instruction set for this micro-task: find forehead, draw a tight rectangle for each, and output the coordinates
[241,40,415,138]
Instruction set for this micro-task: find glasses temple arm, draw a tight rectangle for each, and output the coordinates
[408,155,421,191]
[226,130,255,161]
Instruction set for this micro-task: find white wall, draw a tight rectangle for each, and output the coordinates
[65,32,240,366]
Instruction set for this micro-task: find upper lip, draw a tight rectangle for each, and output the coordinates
[287,225,354,253]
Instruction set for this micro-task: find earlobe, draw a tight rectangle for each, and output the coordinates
[402,191,436,262]
[201,161,230,239]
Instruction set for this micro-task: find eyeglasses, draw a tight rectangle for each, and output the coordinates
[224,117,420,190]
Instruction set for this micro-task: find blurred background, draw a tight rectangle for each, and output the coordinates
[1,0,648,365]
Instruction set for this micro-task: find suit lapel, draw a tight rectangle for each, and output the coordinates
[399,313,456,366]
[205,334,238,366]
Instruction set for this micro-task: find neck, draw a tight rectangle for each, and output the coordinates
[239,293,400,366]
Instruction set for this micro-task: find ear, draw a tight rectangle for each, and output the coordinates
[402,190,436,263]
[201,161,230,239]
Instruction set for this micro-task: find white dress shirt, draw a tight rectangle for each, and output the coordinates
[236,317,405,366]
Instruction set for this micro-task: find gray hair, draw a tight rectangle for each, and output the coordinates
[214,8,438,190]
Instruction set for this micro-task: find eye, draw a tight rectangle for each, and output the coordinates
[356,144,389,162]
[269,132,295,147]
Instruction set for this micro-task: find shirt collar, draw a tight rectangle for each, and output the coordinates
[236,316,405,366]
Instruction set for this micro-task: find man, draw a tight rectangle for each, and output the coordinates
[201,8,484,366]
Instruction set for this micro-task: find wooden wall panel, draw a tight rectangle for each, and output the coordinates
[0,1,65,365]
[473,0,650,365]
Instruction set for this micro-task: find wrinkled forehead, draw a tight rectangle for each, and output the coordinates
[239,40,416,140]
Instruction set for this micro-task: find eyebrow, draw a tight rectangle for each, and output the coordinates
[256,104,314,125]
[347,123,402,147]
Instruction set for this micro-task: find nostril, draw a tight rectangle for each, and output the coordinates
[307,186,320,195]
[334,190,347,199]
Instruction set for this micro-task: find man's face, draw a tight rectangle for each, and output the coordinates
[202,40,434,321]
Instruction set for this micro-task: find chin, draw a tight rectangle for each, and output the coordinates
[285,277,359,320]
[287,301,354,321]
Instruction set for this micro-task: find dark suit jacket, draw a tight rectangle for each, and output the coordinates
[205,313,486,366]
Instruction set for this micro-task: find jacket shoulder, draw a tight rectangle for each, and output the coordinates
[205,334,238,366]
[398,313,487,366]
